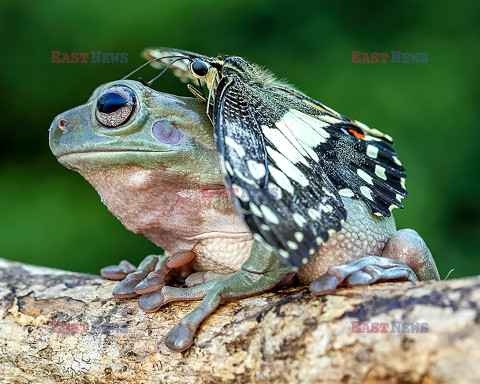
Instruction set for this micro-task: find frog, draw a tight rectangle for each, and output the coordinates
[49,78,439,352]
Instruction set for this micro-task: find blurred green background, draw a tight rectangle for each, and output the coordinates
[0,0,478,278]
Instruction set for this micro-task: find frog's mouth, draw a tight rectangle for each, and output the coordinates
[56,149,177,171]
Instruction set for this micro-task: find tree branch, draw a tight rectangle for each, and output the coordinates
[0,258,479,384]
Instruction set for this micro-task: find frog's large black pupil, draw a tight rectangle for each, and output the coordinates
[97,93,127,114]
[192,61,208,76]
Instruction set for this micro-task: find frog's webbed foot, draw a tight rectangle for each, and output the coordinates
[141,242,291,352]
[309,229,440,295]
[101,252,195,299]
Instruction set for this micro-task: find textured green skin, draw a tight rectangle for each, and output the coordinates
[49,80,439,351]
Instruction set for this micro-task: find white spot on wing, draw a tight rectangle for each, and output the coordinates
[231,183,249,202]
[249,203,263,217]
[294,232,304,242]
[366,144,378,159]
[266,146,309,187]
[307,208,319,220]
[260,224,270,231]
[283,110,330,146]
[247,160,266,180]
[375,164,387,180]
[293,213,307,227]
[322,204,334,214]
[268,183,282,199]
[225,136,246,157]
[360,185,374,200]
[287,241,298,250]
[339,188,355,198]
[225,161,234,175]
[234,168,257,186]
[357,169,373,184]
[260,205,279,224]
[269,165,294,194]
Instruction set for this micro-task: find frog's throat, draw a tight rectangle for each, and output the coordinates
[77,164,251,253]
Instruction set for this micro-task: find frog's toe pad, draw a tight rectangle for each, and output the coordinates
[309,256,419,295]
[308,274,341,294]
[134,272,166,294]
[138,291,165,312]
[101,260,137,280]
[164,323,195,352]
[113,276,142,299]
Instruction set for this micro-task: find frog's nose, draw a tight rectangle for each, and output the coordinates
[57,118,68,132]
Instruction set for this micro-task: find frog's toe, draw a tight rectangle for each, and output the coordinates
[164,323,195,352]
[100,260,137,280]
[185,271,227,287]
[134,272,166,294]
[138,291,165,312]
[345,264,417,286]
[134,251,196,294]
[309,256,418,295]
[308,274,341,294]
[112,255,158,299]
[138,281,218,312]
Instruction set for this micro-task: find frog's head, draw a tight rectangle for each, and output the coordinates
[49,80,220,181]
[49,80,244,245]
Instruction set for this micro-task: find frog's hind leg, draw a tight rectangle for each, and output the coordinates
[139,241,291,352]
[309,229,440,295]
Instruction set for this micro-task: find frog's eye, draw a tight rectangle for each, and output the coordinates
[95,86,137,128]
[191,60,209,77]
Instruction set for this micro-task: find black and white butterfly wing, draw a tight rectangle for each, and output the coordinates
[214,76,407,268]
[214,76,347,268]
[142,47,210,84]
[268,85,408,217]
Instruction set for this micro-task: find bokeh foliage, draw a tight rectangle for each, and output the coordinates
[0,0,479,277]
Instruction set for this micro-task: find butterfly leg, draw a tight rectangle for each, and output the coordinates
[309,229,440,295]
[140,241,291,351]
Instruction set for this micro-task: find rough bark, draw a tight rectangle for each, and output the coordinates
[0,258,479,384]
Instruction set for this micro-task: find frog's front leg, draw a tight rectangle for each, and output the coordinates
[100,251,195,298]
[138,241,291,351]
[309,228,440,295]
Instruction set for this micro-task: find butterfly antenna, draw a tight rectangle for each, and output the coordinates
[147,57,188,86]
[121,55,190,81]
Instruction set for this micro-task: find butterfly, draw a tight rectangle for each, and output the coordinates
[125,47,407,270]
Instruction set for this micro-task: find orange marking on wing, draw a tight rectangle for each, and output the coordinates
[349,129,365,139]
